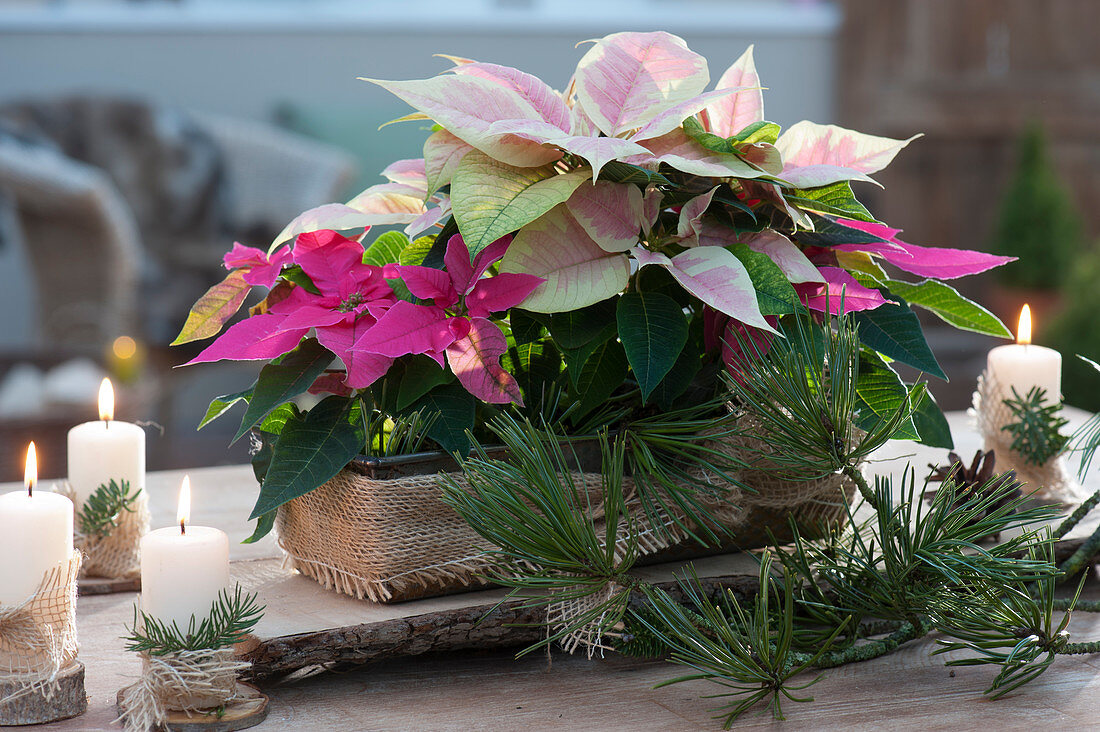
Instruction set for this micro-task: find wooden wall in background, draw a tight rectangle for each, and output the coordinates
[839,0,1100,260]
[838,0,1100,409]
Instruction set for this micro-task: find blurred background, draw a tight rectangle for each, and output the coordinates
[0,0,1096,478]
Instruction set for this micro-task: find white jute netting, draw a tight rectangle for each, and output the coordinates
[0,552,81,705]
[276,412,856,620]
[971,370,1082,504]
[116,648,250,732]
[58,481,149,580]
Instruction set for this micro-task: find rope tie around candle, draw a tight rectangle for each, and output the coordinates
[971,369,1080,504]
[57,480,150,580]
[116,648,249,732]
[0,552,81,703]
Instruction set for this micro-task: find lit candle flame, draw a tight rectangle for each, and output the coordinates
[177,475,191,535]
[24,442,36,496]
[99,377,115,422]
[1017,304,1032,346]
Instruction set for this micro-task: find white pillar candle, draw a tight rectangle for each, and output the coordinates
[139,476,230,630]
[0,443,74,605]
[986,304,1062,405]
[67,378,146,508]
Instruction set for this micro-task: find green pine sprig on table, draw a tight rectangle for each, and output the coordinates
[1002,386,1070,465]
[637,554,846,726]
[124,585,264,656]
[78,479,141,538]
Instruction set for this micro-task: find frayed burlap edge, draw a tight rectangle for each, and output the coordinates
[971,370,1083,504]
[276,414,855,610]
[0,552,81,705]
[276,471,695,604]
[57,481,149,580]
[116,648,249,732]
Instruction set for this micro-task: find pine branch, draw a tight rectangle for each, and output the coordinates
[1002,386,1069,465]
[124,586,264,656]
[635,554,848,726]
[722,311,920,508]
[440,416,638,655]
[1053,486,1100,539]
[78,479,141,537]
[933,539,1079,699]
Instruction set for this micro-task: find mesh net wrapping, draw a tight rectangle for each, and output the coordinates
[58,481,149,580]
[0,553,81,704]
[971,370,1081,504]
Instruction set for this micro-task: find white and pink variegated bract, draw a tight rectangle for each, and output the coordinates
[181,30,1013,411]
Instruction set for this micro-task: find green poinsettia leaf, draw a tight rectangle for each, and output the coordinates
[198,386,253,430]
[396,356,454,410]
[250,395,365,519]
[616,292,689,401]
[279,265,321,295]
[794,214,892,248]
[510,309,551,346]
[561,322,618,388]
[728,243,797,316]
[572,339,630,419]
[406,383,476,455]
[233,338,335,443]
[732,120,781,145]
[243,510,277,544]
[259,402,299,435]
[550,299,619,349]
[854,351,919,440]
[363,230,411,267]
[884,279,1012,339]
[852,300,946,380]
[911,389,954,449]
[502,339,565,414]
[651,337,702,411]
[399,235,436,266]
[598,160,671,187]
[785,181,877,223]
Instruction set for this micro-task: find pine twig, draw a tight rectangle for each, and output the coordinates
[1002,386,1069,466]
[1053,487,1100,539]
[804,618,932,669]
[124,586,264,656]
[1058,524,1100,580]
[78,479,141,537]
[842,463,878,508]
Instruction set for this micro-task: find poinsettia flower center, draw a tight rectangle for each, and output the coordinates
[338,292,367,313]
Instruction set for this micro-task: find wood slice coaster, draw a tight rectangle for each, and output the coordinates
[0,661,87,725]
[115,682,268,732]
[79,575,141,596]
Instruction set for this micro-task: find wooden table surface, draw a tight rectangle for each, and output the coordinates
[16,410,1100,731]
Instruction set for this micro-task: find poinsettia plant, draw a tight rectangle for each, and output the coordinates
[174,31,1013,538]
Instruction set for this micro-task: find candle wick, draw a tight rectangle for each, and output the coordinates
[27,482,33,498]
[104,418,110,430]
[180,520,186,536]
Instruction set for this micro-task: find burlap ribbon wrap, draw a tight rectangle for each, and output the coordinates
[971,370,1081,504]
[117,648,249,732]
[0,553,82,704]
[276,415,856,610]
[57,481,150,580]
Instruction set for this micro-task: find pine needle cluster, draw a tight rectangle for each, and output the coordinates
[448,310,1100,726]
[78,479,141,538]
[1002,386,1069,465]
[124,586,264,656]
